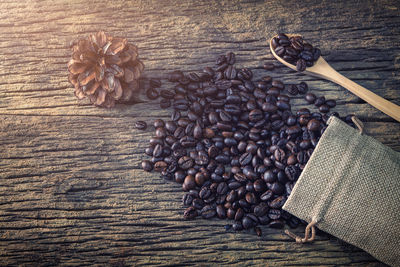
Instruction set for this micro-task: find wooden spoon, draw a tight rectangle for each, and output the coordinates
[269,34,400,122]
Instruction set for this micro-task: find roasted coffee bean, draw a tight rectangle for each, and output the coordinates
[307,119,321,131]
[268,209,281,220]
[183,193,194,206]
[249,109,263,122]
[287,84,298,95]
[275,45,285,57]
[254,202,269,217]
[154,161,167,172]
[146,88,159,100]
[134,120,147,130]
[239,152,252,166]
[178,156,194,170]
[183,175,196,191]
[319,104,330,113]
[160,98,171,109]
[269,196,287,209]
[271,80,284,90]
[141,160,153,172]
[199,187,212,200]
[174,170,186,183]
[165,121,177,133]
[242,216,254,229]
[216,205,227,219]
[314,96,326,106]
[270,182,284,195]
[326,99,337,108]
[305,92,316,104]
[154,119,165,128]
[274,148,285,162]
[168,70,184,82]
[296,59,306,72]
[263,63,274,71]
[183,206,197,220]
[234,208,245,221]
[298,82,308,94]
[232,222,243,231]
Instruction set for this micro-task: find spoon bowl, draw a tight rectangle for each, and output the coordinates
[269,34,400,122]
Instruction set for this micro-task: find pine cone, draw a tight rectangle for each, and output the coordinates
[68,31,144,108]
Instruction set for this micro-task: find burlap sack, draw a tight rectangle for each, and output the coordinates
[283,116,400,267]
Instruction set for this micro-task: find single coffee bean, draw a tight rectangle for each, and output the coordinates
[326,99,337,108]
[146,88,159,100]
[178,156,194,170]
[268,209,281,220]
[297,82,308,94]
[168,70,184,82]
[287,84,298,95]
[141,160,153,172]
[134,120,147,130]
[160,98,171,109]
[296,59,306,72]
[183,206,197,220]
[183,175,196,191]
[263,63,274,70]
[154,161,167,172]
[314,96,326,106]
[307,119,321,131]
[319,104,330,113]
[305,92,316,104]
[269,196,287,209]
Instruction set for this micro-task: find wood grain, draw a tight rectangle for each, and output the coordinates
[0,0,399,266]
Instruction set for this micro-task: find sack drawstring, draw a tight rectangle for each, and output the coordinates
[285,218,318,243]
[351,116,364,135]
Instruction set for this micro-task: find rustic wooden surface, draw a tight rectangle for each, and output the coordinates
[0,0,399,266]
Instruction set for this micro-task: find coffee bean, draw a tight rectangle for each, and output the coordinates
[146,88,159,100]
[254,202,269,217]
[319,104,330,113]
[263,63,274,70]
[154,161,167,172]
[296,59,306,72]
[298,82,308,94]
[183,206,197,220]
[141,160,153,172]
[305,93,316,104]
[178,156,194,170]
[183,175,196,191]
[234,208,244,221]
[269,196,287,209]
[307,119,321,131]
[134,120,147,130]
[239,152,252,166]
[326,99,336,108]
[168,70,184,82]
[160,98,171,109]
[216,205,227,219]
[287,84,298,95]
[232,222,243,231]
[314,96,326,106]
[268,209,281,220]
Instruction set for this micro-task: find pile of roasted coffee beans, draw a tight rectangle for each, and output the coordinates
[141,51,354,235]
[271,33,321,72]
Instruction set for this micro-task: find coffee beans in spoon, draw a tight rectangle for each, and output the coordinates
[141,51,354,235]
[271,33,321,71]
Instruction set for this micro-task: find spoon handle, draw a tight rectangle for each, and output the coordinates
[314,58,400,122]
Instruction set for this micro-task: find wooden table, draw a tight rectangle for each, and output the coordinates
[1,0,399,266]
